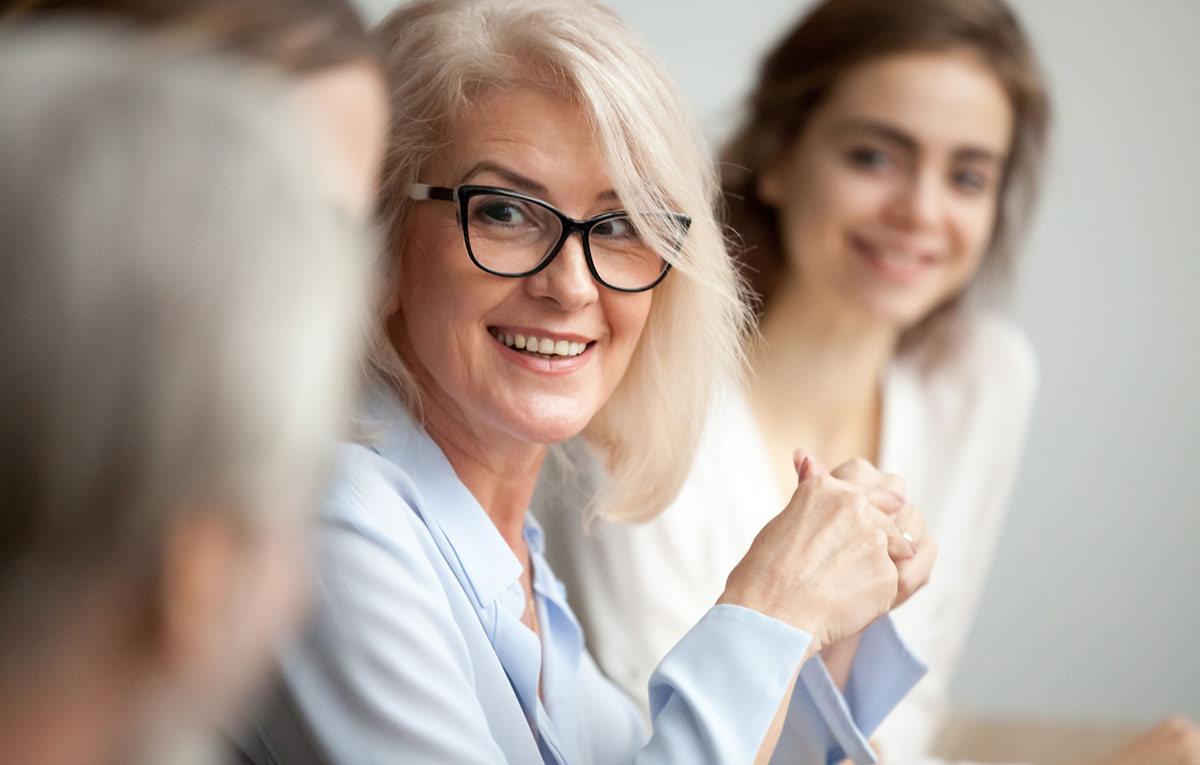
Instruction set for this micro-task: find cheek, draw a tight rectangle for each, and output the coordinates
[951,200,999,272]
[779,155,887,253]
[394,221,478,358]
[601,291,654,383]
[609,293,653,348]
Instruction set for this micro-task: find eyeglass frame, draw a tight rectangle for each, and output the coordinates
[409,183,687,293]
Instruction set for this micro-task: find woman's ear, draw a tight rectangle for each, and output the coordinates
[754,133,805,209]
[755,152,786,208]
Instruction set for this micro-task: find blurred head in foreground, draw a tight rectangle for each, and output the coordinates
[0,24,369,765]
[1,0,388,220]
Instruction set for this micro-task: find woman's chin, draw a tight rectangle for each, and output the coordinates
[844,285,947,333]
[520,416,592,446]
[493,401,595,447]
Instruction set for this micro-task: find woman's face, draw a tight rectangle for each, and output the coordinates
[293,60,389,220]
[391,87,655,448]
[758,49,1014,330]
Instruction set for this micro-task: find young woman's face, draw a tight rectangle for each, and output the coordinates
[390,87,655,447]
[759,49,1014,330]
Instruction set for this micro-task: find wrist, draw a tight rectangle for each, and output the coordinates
[715,589,832,654]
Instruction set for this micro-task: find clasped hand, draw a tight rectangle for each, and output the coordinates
[718,450,937,653]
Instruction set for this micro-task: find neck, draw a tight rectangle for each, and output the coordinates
[420,390,545,553]
[749,274,899,467]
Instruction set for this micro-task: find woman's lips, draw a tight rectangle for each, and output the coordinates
[489,327,590,358]
[849,233,939,284]
[488,326,595,374]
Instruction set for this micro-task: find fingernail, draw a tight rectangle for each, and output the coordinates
[890,491,905,506]
[902,531,916,554]
[796,456,811,480]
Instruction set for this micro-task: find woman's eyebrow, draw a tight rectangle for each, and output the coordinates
[832,118,1005,164]
[832,118,919,152]
[953,146,1006,165]
[460,161,550,196]
[459,160,620,204]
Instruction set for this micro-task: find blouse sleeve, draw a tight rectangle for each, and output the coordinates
[636,605,814,762]
[759,617,927,765]
[633,608,923,765]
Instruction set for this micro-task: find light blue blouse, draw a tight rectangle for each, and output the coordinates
[248,389,926,764]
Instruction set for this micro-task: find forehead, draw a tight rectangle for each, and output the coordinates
[815,49,1014,157]
[426,87,614,205]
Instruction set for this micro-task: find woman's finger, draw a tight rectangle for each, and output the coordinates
[862,504,915,561]
[864,487,904,515]
[793,449,830,480]
[831,458,906,507]
[895,534,936,605]
[829,457,876,484]
[874,471,906,501]
[893,501,927,542]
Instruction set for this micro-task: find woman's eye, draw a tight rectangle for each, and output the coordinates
[952,169,990,194]
[847,146,892,170]
[593,217,635,239]
[478,201,528,225]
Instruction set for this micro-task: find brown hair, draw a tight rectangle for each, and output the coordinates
[1,0,378,75]
[723,0,1050,344]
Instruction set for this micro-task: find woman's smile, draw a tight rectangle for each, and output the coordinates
[847,232,942,285]
[487,325,596,374]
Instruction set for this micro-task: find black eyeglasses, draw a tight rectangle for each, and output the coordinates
[409,183,689,292]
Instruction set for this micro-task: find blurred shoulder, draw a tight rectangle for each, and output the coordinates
[906,310,1038,406]
[959,311,1038,393]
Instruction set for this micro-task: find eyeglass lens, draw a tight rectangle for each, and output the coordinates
[464,191,668,291]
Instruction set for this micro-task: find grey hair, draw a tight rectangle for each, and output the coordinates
[370,0,752,522]
[0,24,370,659]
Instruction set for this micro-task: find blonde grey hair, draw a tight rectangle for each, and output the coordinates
[0,25,370,660]
[371,0,751,522]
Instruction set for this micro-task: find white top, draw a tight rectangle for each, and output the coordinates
[537,311,1037,763]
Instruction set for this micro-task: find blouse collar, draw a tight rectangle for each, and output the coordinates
[361,382,524,608]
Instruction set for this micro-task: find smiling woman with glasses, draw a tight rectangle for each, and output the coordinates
[247,0,933,762]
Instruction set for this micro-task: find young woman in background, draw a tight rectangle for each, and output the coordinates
[542,0,1042,759]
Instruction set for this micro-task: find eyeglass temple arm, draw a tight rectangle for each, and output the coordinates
[409,183,456,202]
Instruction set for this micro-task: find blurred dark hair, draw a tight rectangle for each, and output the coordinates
[1,0,378,74]
[723,0,1050,346]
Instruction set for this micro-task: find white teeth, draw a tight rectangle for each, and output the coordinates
[492,329,588,358]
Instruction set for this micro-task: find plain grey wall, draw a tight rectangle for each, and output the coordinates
[356,0,1200,723]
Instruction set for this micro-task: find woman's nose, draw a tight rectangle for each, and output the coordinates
[885,169,944,231]
[524,233,599,311]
